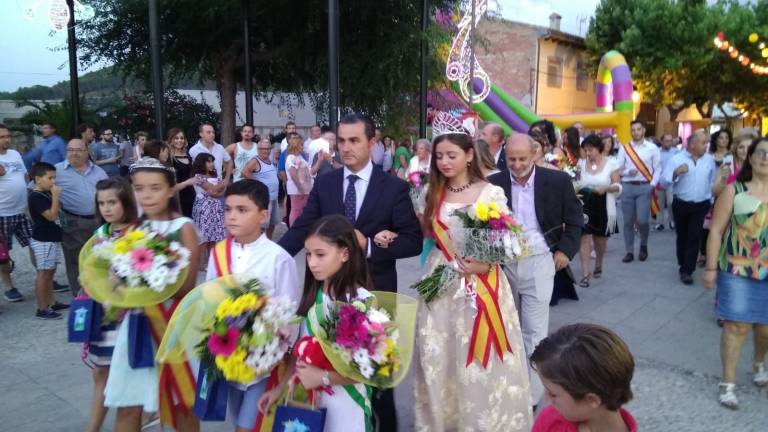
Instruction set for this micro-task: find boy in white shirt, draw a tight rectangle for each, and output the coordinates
[205,178,300,432]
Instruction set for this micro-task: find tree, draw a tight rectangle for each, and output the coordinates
[15,97,115,139]
[585,0,768,118]
[77,0,447,144]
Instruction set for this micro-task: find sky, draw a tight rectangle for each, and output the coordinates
[0,0,601,93]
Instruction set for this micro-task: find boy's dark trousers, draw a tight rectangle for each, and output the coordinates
[373,388,397,432]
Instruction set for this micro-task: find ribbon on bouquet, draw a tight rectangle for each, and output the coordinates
[431,188,513,368]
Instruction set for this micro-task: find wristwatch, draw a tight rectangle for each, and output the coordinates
[321,371,331,387]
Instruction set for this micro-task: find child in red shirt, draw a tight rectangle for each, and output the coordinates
[531,323,638,432]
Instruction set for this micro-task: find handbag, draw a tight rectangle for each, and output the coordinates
[193,366,228,421]
[127,311,155,369]
[272,389,327,432]
[67,297,104,343]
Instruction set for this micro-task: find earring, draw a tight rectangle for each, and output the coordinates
[467,161,471,167]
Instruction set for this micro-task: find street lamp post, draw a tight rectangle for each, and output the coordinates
[65,0,80,134]
[328,0,339,131]
[419,0,428,138]
[242,0,254,125]
[148,0,164,139]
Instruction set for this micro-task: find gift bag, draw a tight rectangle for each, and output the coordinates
[67,298,104,343]
[193,367,228,421]
[127,311,155,369]
[272,392,327,432]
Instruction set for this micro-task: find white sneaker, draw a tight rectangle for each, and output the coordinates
[718,382,739,409]
[754,362,768,387]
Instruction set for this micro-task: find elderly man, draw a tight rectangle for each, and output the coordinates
[480,122,507,171]
[661,130,716,285]
[56,139,108,295]
[488,133,583,407]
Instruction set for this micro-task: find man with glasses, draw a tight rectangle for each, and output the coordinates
[90,128,122,177]
[56,139,108,295]
[241,137,281,238]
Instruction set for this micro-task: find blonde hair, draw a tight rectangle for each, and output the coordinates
[287,134,304,155]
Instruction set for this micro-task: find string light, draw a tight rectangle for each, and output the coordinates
[20,0,95,31]
[713,32,768,75]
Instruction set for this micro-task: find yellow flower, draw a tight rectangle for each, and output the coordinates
[489,210,500,219]
[124,230,146,242]
[113,238,132,254]
[475,202,489,222]
[377,365,391,377]
[232,293,263,313]
[216,348,255,383]
[215,298,237,319]
[488,202,499,212]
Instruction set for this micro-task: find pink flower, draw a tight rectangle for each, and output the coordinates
[489,218,507,230]
[130,247,155,272]
[408,172,423,188]
[335,305,370,350]
[208,326,240,356]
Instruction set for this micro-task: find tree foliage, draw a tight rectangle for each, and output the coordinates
[76,0,447,143]
[585,0,768,117]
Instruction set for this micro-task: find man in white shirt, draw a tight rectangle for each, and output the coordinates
[370,127,385,168]
[480,122,506,171]
[189,123,233,194]
[616,120,661,263]
[0,124,35,303]
[279,121,297,152]
[655,133,681,231]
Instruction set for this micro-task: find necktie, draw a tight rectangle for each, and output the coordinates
[344,174,359,223]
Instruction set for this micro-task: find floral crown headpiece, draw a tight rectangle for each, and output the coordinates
[431,111,474,138]
[129,157,175,173]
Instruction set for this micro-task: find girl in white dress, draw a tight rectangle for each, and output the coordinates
[103,158,202,432]
[258,215,374,432]
[414,133,532,431]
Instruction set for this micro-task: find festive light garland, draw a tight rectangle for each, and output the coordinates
[713,31,768,75]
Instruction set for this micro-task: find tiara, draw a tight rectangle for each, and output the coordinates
[432,111,472,138]
[129,157,175,173]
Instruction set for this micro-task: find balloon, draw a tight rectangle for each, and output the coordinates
[749,33,759,43]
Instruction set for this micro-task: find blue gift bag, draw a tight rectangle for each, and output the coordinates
[193,367,228,421]
[127,311,155,369]
[272,402,327,432]
[67,298,104,343]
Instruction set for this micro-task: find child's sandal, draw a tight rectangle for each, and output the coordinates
[718,382,739,409]
[593,267,602,278]
[579,275,590,288]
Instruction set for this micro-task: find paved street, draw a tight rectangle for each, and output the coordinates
[0,226,766,431]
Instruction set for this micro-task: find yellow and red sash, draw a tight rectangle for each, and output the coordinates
[212,236,286,432]
[431,188,513,368]
[621,141,660,217]
[144,301,197,428]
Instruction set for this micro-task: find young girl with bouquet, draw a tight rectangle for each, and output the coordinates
[101,158,201,432]
[82,177,139,432]
[258,215,376,432]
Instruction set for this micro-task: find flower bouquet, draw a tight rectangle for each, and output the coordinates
[304,292,417,389]
[408,171,429,214]
[195,278,298,385]
[545,153,580,180]
[452,201,528,263]
[79,225,191,308]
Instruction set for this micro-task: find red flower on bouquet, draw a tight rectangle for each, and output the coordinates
[207,326,240,356]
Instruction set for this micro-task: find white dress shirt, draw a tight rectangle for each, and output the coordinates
[205,234,300,305]
[661,152,717,203]
[189,141,232,180]
[616,139,661,187]
[509,167,549,255]
[343,161,374,256]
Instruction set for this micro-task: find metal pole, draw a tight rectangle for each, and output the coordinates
[468,0,476,107]
[419,0,428,138]
[242,0,253,125]
[148,0,164,138]
[328,0,339,131]
[66,0,80,134]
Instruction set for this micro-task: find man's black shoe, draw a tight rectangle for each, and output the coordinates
[622,253,634,263]
[680,273,694,285]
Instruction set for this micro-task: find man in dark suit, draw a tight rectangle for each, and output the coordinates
[278,113,422,430]
[488,133,583,406]
[480,122,507,171]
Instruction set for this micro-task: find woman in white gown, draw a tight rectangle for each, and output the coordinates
[413,132,532,432]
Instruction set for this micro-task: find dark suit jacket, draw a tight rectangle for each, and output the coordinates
[488,166,583,259]
[278,166,423,292]
[495,143,507,172]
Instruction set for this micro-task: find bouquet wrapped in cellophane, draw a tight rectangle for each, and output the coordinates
[79,224,191,308]
[304,291,417,389]
[156,274,299,386]
[408,171,429,215]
